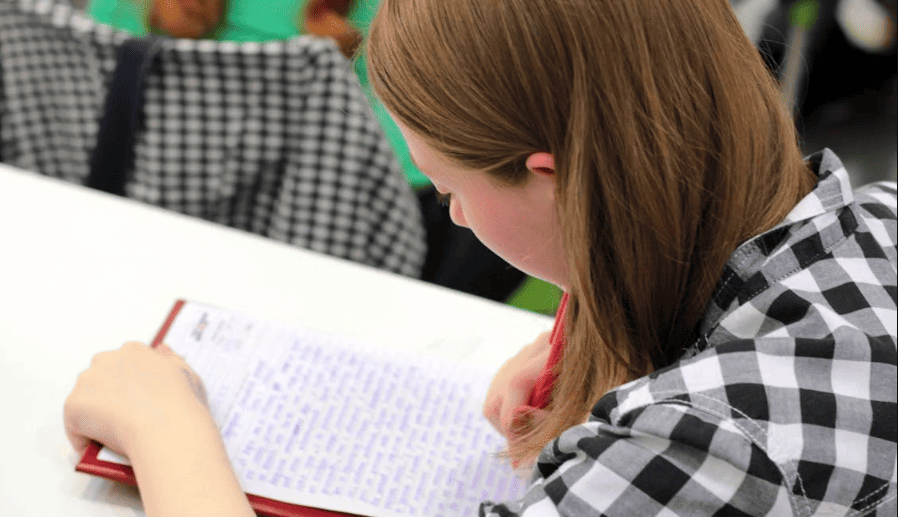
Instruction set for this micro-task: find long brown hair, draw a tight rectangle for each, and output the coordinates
[367,0,815,462]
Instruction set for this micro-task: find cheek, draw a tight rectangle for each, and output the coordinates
[459,195,565,285]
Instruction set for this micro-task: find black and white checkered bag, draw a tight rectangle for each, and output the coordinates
[0,0,426,278]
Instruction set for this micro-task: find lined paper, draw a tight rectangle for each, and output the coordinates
[102,302,526,516]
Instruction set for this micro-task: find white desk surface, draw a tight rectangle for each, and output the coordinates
[0,163,553,516]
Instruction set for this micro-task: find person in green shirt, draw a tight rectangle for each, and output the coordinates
[88,0,308,41]
[86,0,147,35]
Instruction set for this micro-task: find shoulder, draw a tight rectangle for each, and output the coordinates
[853,180,897,258]
[482,154,897,517]
[696,152,895,354]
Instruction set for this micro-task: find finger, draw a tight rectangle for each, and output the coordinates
[484,367,519,433]
[156,343,193,370]
[513,407,548,434]
[154,342,176,355]
[122,340,149,351]
[63,393,91,455]
[65,430,90,456]
[156,343,194,371]
[527,408,549,427]
[500,359,550,435]
[89,349,115,367]
[483,394,501,432]
[63,414,90,454]
[157,344,209,406]
[498,387,532,437]
[157,344,203,384]
[179,368,209,407]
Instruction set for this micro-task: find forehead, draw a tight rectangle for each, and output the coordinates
[394,118,465,179]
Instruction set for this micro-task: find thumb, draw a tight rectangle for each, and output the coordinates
[63,410,91,456]
[154,342,177,356]
[155,343,192,370]
[155,344,208,406]
[499,389,535,438]
[512,407,549,432]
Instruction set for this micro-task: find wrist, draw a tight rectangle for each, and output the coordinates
[127,407,253,517]
[122,394,215,459]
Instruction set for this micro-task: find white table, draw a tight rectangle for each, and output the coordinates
[0,164,553,517]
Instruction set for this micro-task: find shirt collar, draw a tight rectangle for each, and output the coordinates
[683,149,857,358]
[772,148,854,229]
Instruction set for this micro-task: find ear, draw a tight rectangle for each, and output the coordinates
[525,152,556,177]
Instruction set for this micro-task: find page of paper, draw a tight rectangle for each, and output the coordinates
[103,302,528,516]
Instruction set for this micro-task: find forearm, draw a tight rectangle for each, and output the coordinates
[128,410,254,517]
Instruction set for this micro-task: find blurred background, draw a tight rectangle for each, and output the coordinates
[65,0,896,186]
[732,0,896,186]
[25,0,898,315]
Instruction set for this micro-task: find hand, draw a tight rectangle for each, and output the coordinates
[65,342,254,517]
[483,331,552,440]
[64,341,210,457]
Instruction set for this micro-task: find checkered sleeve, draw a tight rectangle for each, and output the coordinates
[481,387,794,517]
[483,332,895,516]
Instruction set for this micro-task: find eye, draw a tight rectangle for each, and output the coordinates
[436,192,452,207]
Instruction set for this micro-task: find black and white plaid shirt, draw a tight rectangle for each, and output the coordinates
[483,150,897,516]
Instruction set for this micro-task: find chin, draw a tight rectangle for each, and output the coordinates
[512,265,566,292]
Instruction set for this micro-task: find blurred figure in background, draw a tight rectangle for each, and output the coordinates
[79,0,532,304]
[86,0,361,55]
[80,0,426,187]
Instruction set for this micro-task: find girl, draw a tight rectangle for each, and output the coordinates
[65,0,897,515]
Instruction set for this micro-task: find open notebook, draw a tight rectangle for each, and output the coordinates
[77,300,527,517]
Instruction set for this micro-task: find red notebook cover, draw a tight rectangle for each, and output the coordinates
[75,300,361,517]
